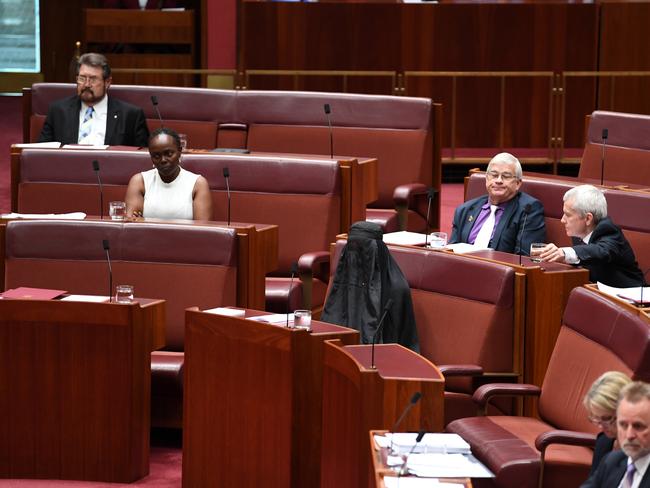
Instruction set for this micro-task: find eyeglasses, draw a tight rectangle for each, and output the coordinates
[76,75,103,85]
[588,414,616,426]
[486,171,517,182]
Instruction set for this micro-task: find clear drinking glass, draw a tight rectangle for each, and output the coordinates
[427,231,448,249]
[115,285,134,303]
[530,243,546,263]
[293,310,312,331]
[109,201,126,220]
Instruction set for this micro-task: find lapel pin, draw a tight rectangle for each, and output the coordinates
[113,114,118,118]
[468,215,474,222]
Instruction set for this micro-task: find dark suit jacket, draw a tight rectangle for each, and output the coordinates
[581,450,650,488]
[38,95,150,147]
[572,217,645,288]
[450,191,546,255]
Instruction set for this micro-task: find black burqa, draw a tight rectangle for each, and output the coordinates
[321,221,419,352]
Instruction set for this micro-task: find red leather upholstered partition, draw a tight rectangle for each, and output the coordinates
[465,172,650,272]
[580,110,650,186]
[447,287,650,488]
[4,219,239,428]
[330,239,521,425]
[25,83,440,232]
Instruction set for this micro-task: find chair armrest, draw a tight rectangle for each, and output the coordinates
[297,251,330,310]
[393,183,429,207]
[438,364,484,377]
[535,430,597,453]
[472,383,542,412]
[393,183,435,231]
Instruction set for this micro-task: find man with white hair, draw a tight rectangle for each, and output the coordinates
[582,381,650,487]
[537,184,644,287]
[450,152,546,255]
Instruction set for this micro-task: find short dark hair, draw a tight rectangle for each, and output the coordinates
[77,53,111,79]
[149,127,182,151]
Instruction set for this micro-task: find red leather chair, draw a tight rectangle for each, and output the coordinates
[447,286,650,488]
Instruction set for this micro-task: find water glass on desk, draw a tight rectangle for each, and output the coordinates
[530,243,546,263]
[115,285,134,303]
[109,201,126,220]
[293,310,312,331]
[427,232,448,249]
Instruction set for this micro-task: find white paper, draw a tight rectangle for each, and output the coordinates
[383,231,427,246]
[204,307,245,317]
[597,282,650,304]
[61,295,109,303]
[445,243,487,254]
[407,453,493,478]
[61,144,109,150]
[13,142,61,148]
[1,212,87,220]
[375,434,471,455]
[247,313,293,324]
[384,478,460,488]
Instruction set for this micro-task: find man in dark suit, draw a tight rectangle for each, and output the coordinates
[536,184,644,288]
[582,381,650,488]
[450,152,546,255]
[38,53,149,147]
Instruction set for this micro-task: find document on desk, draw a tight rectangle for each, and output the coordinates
[383,231,427,246]
[375,433,471,455]
[1,212,87,220]
[597,282,650,305]
[384,478,463,488]
[407,453,493,478]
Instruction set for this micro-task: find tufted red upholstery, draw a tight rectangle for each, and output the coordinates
[447,287,650,488]
[465,172,650,272]
[330,240,519,425]
[4,219,239,428]
[25,83,439,232]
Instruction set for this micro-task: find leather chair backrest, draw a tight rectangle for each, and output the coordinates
[4,220,238,351]
[330,240,516,390]
[465,172,650,271]
[539,287,650,432]
[580,111,650,186]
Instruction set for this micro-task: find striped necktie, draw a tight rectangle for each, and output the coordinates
[78,106,94,142]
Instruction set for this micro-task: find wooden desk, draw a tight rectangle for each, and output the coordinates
[182,309,359,488]
[369,431,472,488]
[321,341,444,488]
[0,298,164,483]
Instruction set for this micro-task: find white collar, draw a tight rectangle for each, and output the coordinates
[81,94,108,115]
[630,452,650,479]
[582,231,593,244]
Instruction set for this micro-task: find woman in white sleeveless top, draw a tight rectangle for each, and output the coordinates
[125,127,212,220]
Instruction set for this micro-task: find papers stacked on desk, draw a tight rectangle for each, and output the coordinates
[376,433,471,455]
[597,281,650,306]
[406,452,493,478]
[1,212,86,220]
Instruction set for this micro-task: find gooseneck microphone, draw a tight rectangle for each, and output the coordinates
[600,128,608,186]
[102,239,113,303]
[639,268,650,307]
[398,430,426,476]
[151,95,164,128]
[389,391,423,453]
[223,167,231,226]
[323,103,334,159]
[92,159,104,220]
[286,262,299,328]
[370,298,395,369]
[423,187,436,248]
[517,203,532,266]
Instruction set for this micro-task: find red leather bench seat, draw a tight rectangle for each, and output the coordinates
[4,219,239,428]
[448,287,650,488]
[580,110,650,186]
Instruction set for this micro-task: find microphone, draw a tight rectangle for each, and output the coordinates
[323,103,334,159]
[151,95,164,128]
[286,261,299,328]
[92,159,104,220]
[102,239,113,303]
[517,203,532,266]
[600,128,608,186]
[398,430,426,477]
[370,297,395,369]
[423,187,436,248]
[389,391,422,454]
[638,268,650,307]
[223,167,231,226]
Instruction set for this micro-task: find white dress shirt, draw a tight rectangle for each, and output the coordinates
[619,452,650,488]
[561,231,593,264]
[77,95,108,145]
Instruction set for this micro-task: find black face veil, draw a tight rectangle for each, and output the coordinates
[321,221,419,352]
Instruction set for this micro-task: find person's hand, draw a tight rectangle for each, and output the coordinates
[539,243,566,263]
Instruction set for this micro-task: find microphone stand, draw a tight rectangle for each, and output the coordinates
[600,128,608,186]
[92,159,104,220]
[371,298,395,369]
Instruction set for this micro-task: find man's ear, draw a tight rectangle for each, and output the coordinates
[104,76,112,90]
[585,212,595,227]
